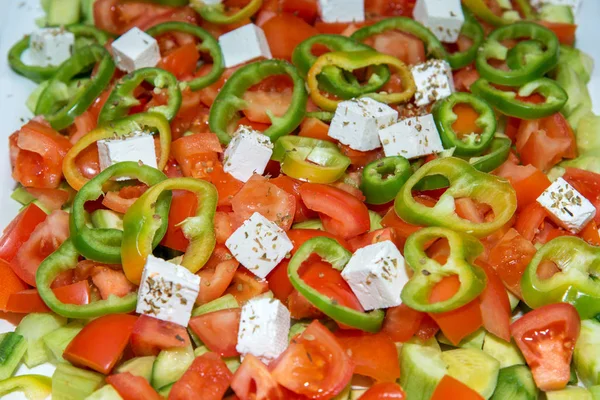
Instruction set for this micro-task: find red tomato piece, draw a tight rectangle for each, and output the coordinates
[90,267,135,300]
[382,304,425,342]
[197,259,239,305]
[267,260,294,303]
[5,289,50,313]
[453,65,480,92]
[53,281,91,306]
[189,308,241,357]
[537,21,577,45]
[130,315,191,357]
[415,314,440,340]
[169,352,233,400]
[563,167,600,225]
[365,0,416,17]
[0,259,29,311]
[161,190,198,252]
[364,30,425,65]
[262,13,319,60]
[225,268,269,303]
[281,0,318,23]
[158,42,200,79]
[360,382,407,400]
[479,264,511,342]
[24,188,71,212]
[298,117,334,143]
[231,354,284,400]
[269,175,317,223]
[0,203,47,263]
[107,372,162,400]
[431,375,484,400]
[348,228,401,252]
[335,331,400,382]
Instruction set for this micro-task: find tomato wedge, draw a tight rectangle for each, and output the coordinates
[107,372,162,400]
[0,203,47,263]
[361,382,407,400]
[169,352,233,400]
[479,264,511,342]
[130,314,191,357]
[382,304,425,343]
[431,375,484,400]
[230,354,284,400]
[188,308,241,357]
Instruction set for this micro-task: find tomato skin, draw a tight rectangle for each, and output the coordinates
[348,228,401,252]
[382,304,425,342]
[269,175,317,223]
[563,167,600,225]
[335,331,400,382]
[537,21,576,45]
[225,268,269,303]
[130,315,191,357]
[161,190,197,252]
[230,354,284,400]
[169,352,233,400]
[479,263,511,341]
[267,260,294,302]
[0,259,29,311]
[64,314,138,374]
[0,204,47,263]
[364,30,425,65]
[365,0,416,17]
[158,42,200,80]
[107,372,162,400]
[453,65,480,92]
[298,117,334,143]
[360,382,407,400]
[511,303,580,391]
[5,289,50,313]
[262,14,318,60]
[281,0,318,23]
[53,281,91,306]
[431,375,484,400]
[196,259,239,305]
[189,308,240,357]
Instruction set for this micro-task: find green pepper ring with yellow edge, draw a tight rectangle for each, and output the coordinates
[190,0,262,25]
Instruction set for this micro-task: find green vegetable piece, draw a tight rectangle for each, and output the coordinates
[85,384,123,400]
[400,340,445,400]
[0,332,27,380]
[16,313,67,368]
[546,387,593,400]
[574,319,600,387]
[490,365,538,400]
[483,334,525,368]
[115,356,156,382]
[42,321,84,363]
[151,345,194,390]
[442,348,500,399]
[47,0,81,26]
[52,363,104,400]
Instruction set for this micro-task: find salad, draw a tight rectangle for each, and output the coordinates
[0,0,599,399]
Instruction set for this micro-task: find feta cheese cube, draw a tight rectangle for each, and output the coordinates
[111,27,160,73]
[328,98,398,151]
[413,0,465,43]
[236,298,291,363]
[219,24,272,68]
[530,0,581,15]
[225,212,293,279]
[97,133,158,180]
[411,60,454,106]
[536,177,596,233]
[341,241,408,311]
[317,0,365,23]
[29,28,75,67]
[137,255,201,327]
[378,114,444,159]
[223,126,273,183]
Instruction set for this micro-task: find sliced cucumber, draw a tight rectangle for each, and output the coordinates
[52,363,104,400]
[508,290,520,311]
[438,328,485,349]
[47,0,81,25]
[442,348,500,399]
[157,383,174,398]
[369,210,383,231]
[546,386,593,400]
[116,356,155,382]
[0,332,27,380]
[81,0,96,25]
[575,319,600,387]
[191,294,239,317]
[15,313,66,368]
[85,385,123,400]
[151,345,194,390]
[483,334,525,368]
[490,365,537,400]
[90,209,124,230]
[539,4,575,24]
[289,321,310,341]
[291,219,324,230]
[399,341,446,400]
[43,322,84,364]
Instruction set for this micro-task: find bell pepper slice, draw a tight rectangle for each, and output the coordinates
[292,34,391,98]
[476,22,560,86]
[402,227,486,313]
[36,239,137,318]
[70,162,171,264]
[287,236,385,332]
[395,157,517,237]
[521,236,600,319]
[146,22,224,91]
[63,112,172,190]
[191,0,262,24]
[432,92,497,157]
[471,78,568,120]
[35,45,115,131]
[122,177,217,284]
[271,136,351,184]
[446,9,485,70]
[307,51,416,112]
[462,0,534,27]
[209,59,308,144]
[68,24,113,47]
[98,67,182,124]
[0,375,52,400]
[361,156,412,205]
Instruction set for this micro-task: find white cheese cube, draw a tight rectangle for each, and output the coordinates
[411,60,454,106]
[413,0,465,43]
[111,27,160,73]
[29,28,75,67]
[530,0,581,15]
[536,178,596,233]
[97,132,158,180]
[317,0,365,23]
[223,126,273,183]
[328,98,398,151]
[225,212,293,279]
[219,24,272,68]
[236,298,291,363]
[341,241,408,311]
[378,114,444,159]
[137,255,201,327]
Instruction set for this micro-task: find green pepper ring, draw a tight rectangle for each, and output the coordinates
[361,156,412,205]
[446,9,485,70]
[191,0,262,25]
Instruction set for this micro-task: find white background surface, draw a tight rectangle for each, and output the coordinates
[0,0,599,397]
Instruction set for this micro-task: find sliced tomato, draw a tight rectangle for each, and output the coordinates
[299,183,370,239]
[242,89,293,124]
[286,229,352,253]
[207,162,245,208]
[267,260,294,303]
[5,289,49,313]
[107,372,162,400]
[453,65,480,92]
[231,175,296,230]
[563,167,600,225]
[130,315,191,357]
[382,303,425,342]
[262,13,318,60]
[511,303,580,391]
[24,188,71,212]
[287,288,324,320]
[365,0,416,17]
[0,259,29,311]
[431,375,484,400]
[10,210,69,286]
[169,352,233,400]
[231,354,284,400]
[360,382,407,400]
[348,228,401,252]
[197,259,239,305]
[298,117,333,143]
[269,175,317,223]
[415,314,440,340]
[335,331,400,382]
[53,280,91,305]
[271,320,353,399]
[161,190,197,252]
[380,206,424,247]
[64,314,138,374]
[91,267,135,300]
[339,145,384,168]
[537,21,577,45]
[189,308,240,357]
[281,0,318,23]
[0,203,47,263]
[479,263,511,341]
[225,268,269,303]
[364,30,425,65]
[171,133,221,179]
[158,42,200,80]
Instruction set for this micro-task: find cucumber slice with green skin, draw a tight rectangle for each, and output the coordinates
[157,383,174,398]
[546,386,593,400]
[151,345,194,390]
[90,209,124,230]
[80,0,96,25]
[191,294,239,317]
[292,219,324,230]
[574,319,600,386]
[0,332,27,380]
[52,363,104,400]
[47,0,81,26]
[85,384,123,400]
[10,186,36,206]
[483,334,525,368]
[15,313,66,368]
[368,210,383,231]
[539,4,575,24]
[43,322,84,364]
[490,365,537,400]
[116,356,156,382]
[442,348,500,399]
[399,341,446,400]
[438,328,486,350]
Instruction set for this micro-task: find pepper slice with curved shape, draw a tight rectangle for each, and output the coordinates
[470,78,568,120]
[446,9,485,70]
[63,112,172,190]
[476,22,560,86]
[271,136,351,184]
[287,236,385,333]
[146,22,224,91]
[292,34,391,99]
[36,239,137,318]
[432,92,497,157]
[191,0,262,25]
[70,162,171,264]
[209,59,308,144]
[401,227,486,313]
[98,67,182,124]
[361,156,412,205]
[462,0,534,27]
[0,375,52,400]
[521,236,600,319]
[35,45,115,130]
[122,177,217,285]
[395,157,517,237]
[307,51,416,112]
